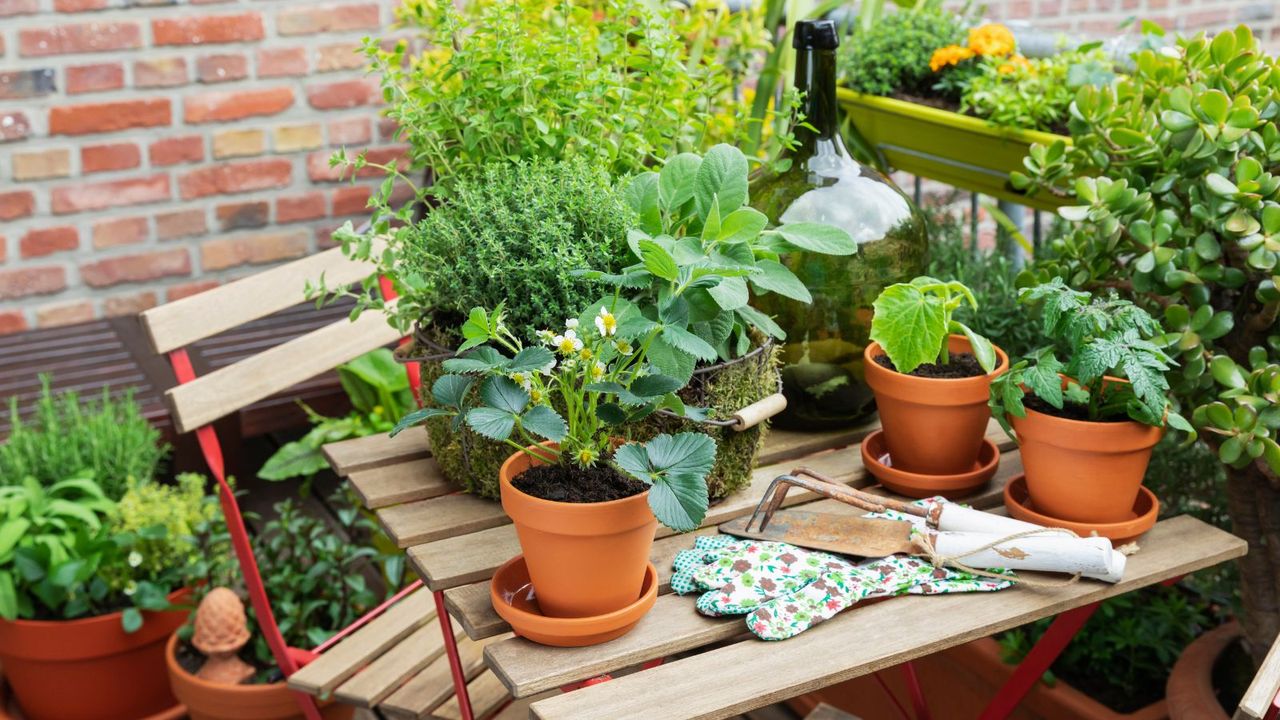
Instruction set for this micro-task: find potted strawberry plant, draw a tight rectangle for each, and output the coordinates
[989,280,1193,524]
[393,302,716,629]
[865,277,1005,476]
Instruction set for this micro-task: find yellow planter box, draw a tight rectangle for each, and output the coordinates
[838,88,1069,211]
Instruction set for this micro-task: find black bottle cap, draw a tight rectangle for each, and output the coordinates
[792,19,839,50]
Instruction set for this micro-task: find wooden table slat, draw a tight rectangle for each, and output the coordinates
[382,491,514,548]
[287,589,433,696]
[350,457,452,510]
[380,634,511,720]
[333,621,451,708]
[430,670,512,720]
[324,430,432,477]
[525,516,1247,720]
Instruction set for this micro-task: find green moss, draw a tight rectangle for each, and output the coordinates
[417,350,510,500]
[638,342,781,499]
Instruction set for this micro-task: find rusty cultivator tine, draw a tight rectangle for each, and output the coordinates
[747,467,930,532]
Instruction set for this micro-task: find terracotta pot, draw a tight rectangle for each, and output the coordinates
[864,334,1008,475]
[166,634,353,720]
[1012,393,1162,524]
[1166,621,1239,720]
[0,589,191,720]
[499,442,658,618]
[789,636,1168,720]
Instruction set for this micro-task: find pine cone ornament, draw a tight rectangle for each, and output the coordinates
[192,587,254,684]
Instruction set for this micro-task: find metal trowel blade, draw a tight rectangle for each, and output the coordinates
[720,510,916,558]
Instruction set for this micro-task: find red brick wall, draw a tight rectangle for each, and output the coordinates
[0,1,1276,336]
[0,0,400,333]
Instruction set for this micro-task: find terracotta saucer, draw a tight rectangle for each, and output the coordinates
[490,556,657,647]
[860,429,999,499]
[1004,475,1158,544]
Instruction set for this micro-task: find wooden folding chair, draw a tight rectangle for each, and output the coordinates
[138,244,474,719]
[1237,632,1280,720]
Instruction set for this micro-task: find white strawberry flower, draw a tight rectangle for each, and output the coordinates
[590,361,606,381]
[554,329,583,355]
[565,318,579,330]
[595,306,618,337]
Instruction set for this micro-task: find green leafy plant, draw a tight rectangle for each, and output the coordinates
[839,7,967,98]
[583,144,857,381]
[989,280,1191,435]
[259,349,415,482]
[392,304,716,532]
[1011,24,1280,661]
[313,159,633,339]
[0,377,167,499]
[186,488,399,676]
[962,45,1117,131]
[870,277,996,374]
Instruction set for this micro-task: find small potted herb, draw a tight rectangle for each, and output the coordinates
[865,277,1005,476]
[393,303,715,632]
[583,143,856,498]
[989,280,1193,523]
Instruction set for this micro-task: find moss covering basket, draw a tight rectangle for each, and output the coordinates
[838,88,1069,211]
[406,329,780,501]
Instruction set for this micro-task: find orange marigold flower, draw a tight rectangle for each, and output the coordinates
[968,23,1016,57]
[997,54,1031,74]
[930,44,975,72]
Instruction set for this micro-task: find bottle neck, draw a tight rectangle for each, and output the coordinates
[793,46,840,153]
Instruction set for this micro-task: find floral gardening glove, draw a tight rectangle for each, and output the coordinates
[671,500,1012,641]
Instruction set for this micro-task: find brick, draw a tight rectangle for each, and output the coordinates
[316,43,364,72]
[0,0,38,17]
[54,0,109,10]
[276,192,325,223]
[50,98,170,135]
[13,149,71,181]
[0,266,65,300]
[0,112,31,142]
[81,142,141,173]
[184,86,293,123]
[308,146,405,182]
[20,23,142,57]
[327,116,371,146]
[149,135,204,166]
[178,158,291,199]
[378,118,399,142]
[277,4,380,35]
[152,13,264,46]
[81,248,190,287]
[66,63,124,94]
[216,200,269,231]
[196,53,248,84]
[20,226,79,258]
[212,129,265,159]
[92,216,148,248]
[134,58,188,88]
[0,311,27,335]
[306,79,377,110]
[257,47,308,77]
[167,279,219,301]
[0,191,35,220]
[332,186,370,217]
[273,124,322,153]
[0,68,57,100]
[103,291,158,317]
[201,229,309,270]
[37,301,94,328]
[155,208,207,240]
[52,175,170,214]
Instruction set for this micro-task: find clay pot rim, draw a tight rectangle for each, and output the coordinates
[0,587,191,631]
[864,335,1009,385]
[1004,474,1159,543]
[498,441,651,512]
[1017,403,1165,441]
[164,632,286,698]
[489,555,659,634]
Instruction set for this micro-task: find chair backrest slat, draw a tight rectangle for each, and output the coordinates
[140,241,382,355]
[165,306,400,434]
[1236,635,1280,720]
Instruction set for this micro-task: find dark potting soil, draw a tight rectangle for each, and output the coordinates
[1023,395,1126,423]
[874,352,985,379]
[514,462,647,503]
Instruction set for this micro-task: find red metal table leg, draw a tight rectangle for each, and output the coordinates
[900,661,931,720]
[977,602,1101,720]
[434,590,474,720]
[871,671,912,720]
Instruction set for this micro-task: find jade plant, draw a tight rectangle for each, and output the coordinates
[1012,24,1280,662]
[582,144,857,382]
[392,303,716,531]
[989,280,1191,435]
[870,277,996,374]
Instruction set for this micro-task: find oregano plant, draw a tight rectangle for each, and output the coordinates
[869,277,997,374]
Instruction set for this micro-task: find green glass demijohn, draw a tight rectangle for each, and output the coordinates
[750,18,928,431]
